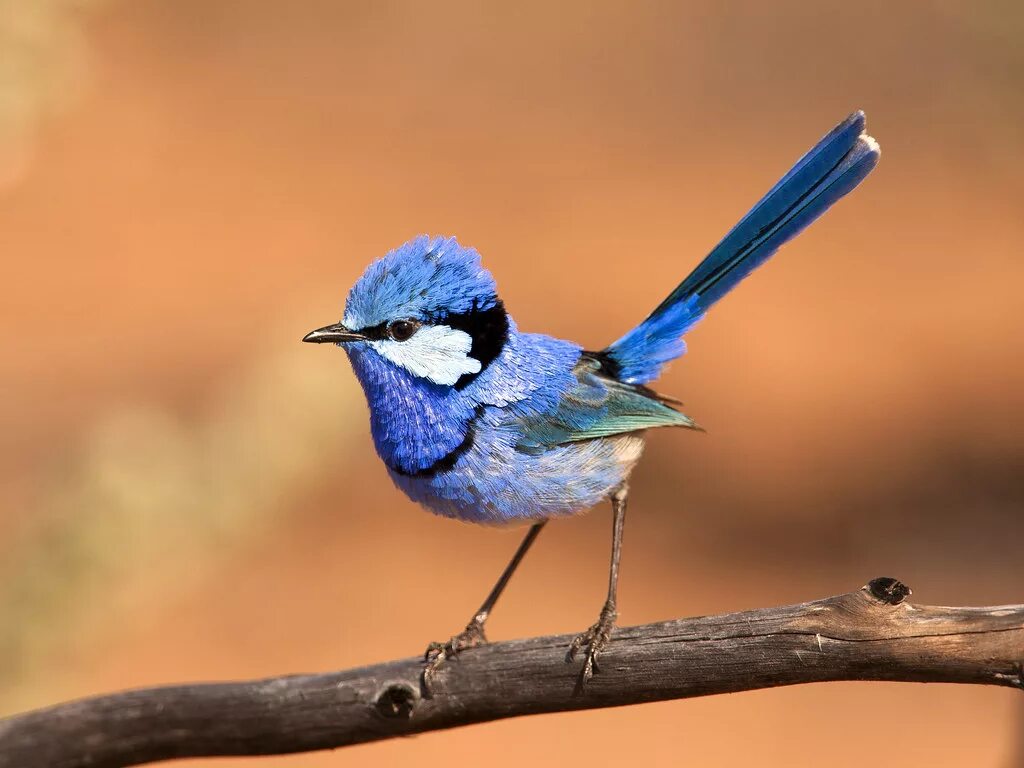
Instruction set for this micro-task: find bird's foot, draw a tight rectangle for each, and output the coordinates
[422,616,488,694]
[566,602,617,692]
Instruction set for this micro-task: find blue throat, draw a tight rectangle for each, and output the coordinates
[344,324,583,478]
[344,343,480,475]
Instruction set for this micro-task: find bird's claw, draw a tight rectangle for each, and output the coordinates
[566,603,616,692]
[422,618,488,694]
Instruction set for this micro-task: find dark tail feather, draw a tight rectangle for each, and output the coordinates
[603,111,880,385]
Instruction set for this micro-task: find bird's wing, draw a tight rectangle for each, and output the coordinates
[511,355,699,454]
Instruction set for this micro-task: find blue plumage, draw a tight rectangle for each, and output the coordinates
[304,112,880,686]
[605,111,879,384]
[342,235,500,331]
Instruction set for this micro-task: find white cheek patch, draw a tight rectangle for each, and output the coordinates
[370,324,482,386]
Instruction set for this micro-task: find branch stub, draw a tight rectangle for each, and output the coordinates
[867,577,912,605]
[375,683,417,719]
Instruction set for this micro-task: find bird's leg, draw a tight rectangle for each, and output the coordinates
[423,521,546,689]
[567,484,628,690]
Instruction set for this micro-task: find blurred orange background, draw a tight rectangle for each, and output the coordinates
[1,2,1022,766]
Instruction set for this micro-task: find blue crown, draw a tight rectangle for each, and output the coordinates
[343,236,499,330]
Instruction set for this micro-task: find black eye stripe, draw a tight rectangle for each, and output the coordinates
[356,321,390,341]
[444,299,509,390]
[356,318,422,342]
[356,299,510,387]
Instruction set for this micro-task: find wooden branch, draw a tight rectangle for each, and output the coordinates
[1,578,1021,768]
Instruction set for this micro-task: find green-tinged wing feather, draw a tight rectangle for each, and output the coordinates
[513,355,698,453]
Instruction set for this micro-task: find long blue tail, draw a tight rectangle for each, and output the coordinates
[603,111,880,385]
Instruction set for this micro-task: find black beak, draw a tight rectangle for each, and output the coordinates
[302,322,366,344]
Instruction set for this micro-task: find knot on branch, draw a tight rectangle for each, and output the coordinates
[375,683,417,719]
[866,577,912,606]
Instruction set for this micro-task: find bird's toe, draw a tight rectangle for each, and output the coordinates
[421,619,489,695]
[566,605,617,692]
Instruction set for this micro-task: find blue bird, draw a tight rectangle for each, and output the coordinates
[304,111,880,689]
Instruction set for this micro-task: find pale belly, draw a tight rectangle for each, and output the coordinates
[388,431,645,525]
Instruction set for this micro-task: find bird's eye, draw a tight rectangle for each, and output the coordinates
[387,318,420,342]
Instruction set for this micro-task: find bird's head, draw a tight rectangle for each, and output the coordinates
[303,236,510,388]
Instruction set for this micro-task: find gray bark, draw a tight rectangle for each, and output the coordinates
[1,578,1021,768]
